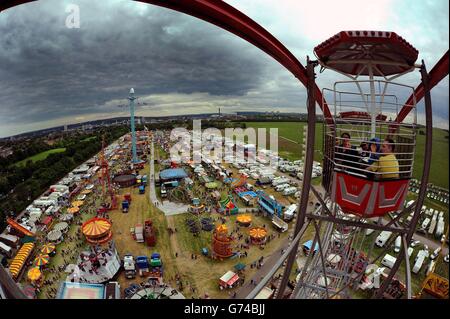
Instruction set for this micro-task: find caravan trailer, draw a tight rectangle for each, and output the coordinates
[275,183,290,192]
[413,251,427,274]
[283,204,298,221]
[375,231,392,248]
[0,234,20,248]
[382,254,397,268]
[0,242,12,258]
[282,187,297,196]
[428,211,438,235]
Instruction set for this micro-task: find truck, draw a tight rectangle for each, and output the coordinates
[375,231,392,248]
[136,256,150,276]
[122,200,129,213]
[283,204,298,221]
[123,254,136,279]
[428,211,438,235]
[144,220,156,247]
[282,187,297,196]
[272,215,288,232]
[435,215,445,238]
[135,224,144,243]
[149,253,164,281]
[160,185,167,198]
[413,250,427,274]
[139,185,145,194]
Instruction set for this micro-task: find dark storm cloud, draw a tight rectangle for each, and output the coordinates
[0,0,276,127]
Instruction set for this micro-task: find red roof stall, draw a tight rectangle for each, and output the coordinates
[42,216,53,226]
[219,270,239,289]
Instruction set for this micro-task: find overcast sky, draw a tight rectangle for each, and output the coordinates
[0,0,448,137]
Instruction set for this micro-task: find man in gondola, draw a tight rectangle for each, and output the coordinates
[367,138,399,179]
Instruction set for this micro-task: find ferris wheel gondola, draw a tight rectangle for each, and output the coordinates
[275,31,448,300]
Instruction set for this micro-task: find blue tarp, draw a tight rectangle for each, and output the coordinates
[159,168,188,180]
[303,240,319,252]
[238,191,257,198]
[258,199,275,216]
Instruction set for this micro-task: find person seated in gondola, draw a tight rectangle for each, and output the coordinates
[334,132,360,174]
[359,137,381,179]
[367,138,399,179]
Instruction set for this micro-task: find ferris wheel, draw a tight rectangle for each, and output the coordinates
[272,31,448,299]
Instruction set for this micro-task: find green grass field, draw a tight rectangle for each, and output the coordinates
[14,148,67,167]
[245,122,449,189]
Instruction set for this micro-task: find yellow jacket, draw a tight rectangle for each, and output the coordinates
[368,154,399,179]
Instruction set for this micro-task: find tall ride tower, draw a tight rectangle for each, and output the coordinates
[128,88,138,163]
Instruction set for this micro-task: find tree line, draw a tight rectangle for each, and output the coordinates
[0,126,128,231]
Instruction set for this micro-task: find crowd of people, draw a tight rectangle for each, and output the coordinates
[335,132,400,179]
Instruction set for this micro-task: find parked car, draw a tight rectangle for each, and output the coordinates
[430,247,442,260]
[394,236,401,253]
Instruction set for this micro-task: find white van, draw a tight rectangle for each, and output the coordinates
[394,236,401,253]
[382,254,397,268]
[375,231,392,248]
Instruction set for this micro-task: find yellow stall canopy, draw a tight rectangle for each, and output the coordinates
[9,243,35,279]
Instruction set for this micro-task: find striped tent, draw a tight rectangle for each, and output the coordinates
[33,254,50,267]
[41,243,56,254]
[9,243,35,279]
[82,218,112,239]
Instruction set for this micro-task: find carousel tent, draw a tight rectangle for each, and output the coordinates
[82,218,111,238]
[53,222,69,233]
[47,230,63,243]
[236,214,252,225]
[249,227,267,242]
[82,217,113,244]
[27,267,42,281]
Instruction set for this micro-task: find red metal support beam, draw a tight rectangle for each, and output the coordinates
[395,50,448,124]
[0,0,334,124]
